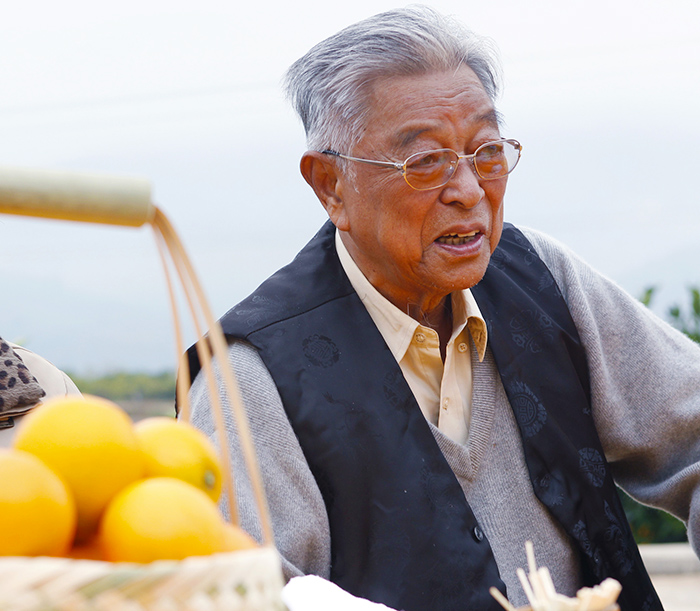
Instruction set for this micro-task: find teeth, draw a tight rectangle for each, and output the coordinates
[446,231,478,238]
[437,230,479,245]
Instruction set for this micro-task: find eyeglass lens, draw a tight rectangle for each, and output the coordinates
[404,140,520,190]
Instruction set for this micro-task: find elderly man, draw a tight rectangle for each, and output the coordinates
[188,6,700,611]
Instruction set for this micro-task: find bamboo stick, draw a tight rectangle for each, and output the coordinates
[151,208,274,546]
[0,167,154,227]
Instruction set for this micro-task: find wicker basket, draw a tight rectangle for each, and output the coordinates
[0,169,285,611]
[0,548,285,611]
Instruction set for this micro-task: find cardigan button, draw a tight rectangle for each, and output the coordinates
[472,525,484,542]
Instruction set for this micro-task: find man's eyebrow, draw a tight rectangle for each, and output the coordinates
[393,109,503,150]
[394,128,431,150]
[479,109,503,127]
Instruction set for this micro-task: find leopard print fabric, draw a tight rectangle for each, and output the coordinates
[0,338,45,419]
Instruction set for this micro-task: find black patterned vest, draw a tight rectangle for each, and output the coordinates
[189,221,662,611]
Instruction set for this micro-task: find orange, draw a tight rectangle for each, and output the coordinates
[66,538,104,561]
[0,448,76,556]
[13,395,144,541]
[221,523,258,552]
[100,477,226,563]
[134,417,222,502]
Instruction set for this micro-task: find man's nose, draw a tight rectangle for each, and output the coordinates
[439,158,484,207]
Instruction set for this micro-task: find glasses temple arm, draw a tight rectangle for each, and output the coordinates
[321,150,403,172]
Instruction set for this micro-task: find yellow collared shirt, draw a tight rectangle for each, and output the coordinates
[335,231,488,445]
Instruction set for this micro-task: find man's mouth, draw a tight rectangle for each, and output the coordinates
[436,231,480,245]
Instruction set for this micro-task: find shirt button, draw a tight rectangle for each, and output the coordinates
[415,333,425,343]
[472,525,484,542]
[442,398,450,410]
[458,342,468,353]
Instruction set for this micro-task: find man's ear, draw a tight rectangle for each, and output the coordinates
[300,151,350,231]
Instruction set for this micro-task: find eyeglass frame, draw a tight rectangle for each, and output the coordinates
[321,137,522,191]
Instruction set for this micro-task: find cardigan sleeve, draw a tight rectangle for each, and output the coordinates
[521,226,700,558]
[188,340,332,581]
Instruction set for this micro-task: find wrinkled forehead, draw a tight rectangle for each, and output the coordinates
[359,67,500,150]
[391,109,501,150]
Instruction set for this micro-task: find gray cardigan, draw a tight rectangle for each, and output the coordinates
[189,226,700,607]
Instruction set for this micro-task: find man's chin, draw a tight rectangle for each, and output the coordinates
[450,256,492,291]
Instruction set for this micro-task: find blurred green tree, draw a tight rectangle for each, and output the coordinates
[619,489,687,544]
[667,286,700,343]
[67,371,175,401]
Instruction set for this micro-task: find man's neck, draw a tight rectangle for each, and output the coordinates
[409,296,453,361]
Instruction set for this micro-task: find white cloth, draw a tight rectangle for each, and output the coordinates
[283,575,398,611]
[8,343,80,398]
[0,343,80,447]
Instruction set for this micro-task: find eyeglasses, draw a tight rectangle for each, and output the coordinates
[322,138,522,191]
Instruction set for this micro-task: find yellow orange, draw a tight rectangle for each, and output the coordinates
[66,538,104,561]
[0,448,76,556]
[134,417,222,502]
[221,523,258,552]
[100,477,226,563]
[13,395,144,541]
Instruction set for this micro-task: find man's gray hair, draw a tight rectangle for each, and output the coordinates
[284,5,502,154]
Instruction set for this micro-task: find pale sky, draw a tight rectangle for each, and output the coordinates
[1,0,699,373]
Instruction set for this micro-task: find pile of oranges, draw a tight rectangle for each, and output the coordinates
[0,395,257,563]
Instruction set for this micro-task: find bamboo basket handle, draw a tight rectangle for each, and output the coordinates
[0,167,275,547]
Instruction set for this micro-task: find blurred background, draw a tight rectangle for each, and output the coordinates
[2,0,698,375]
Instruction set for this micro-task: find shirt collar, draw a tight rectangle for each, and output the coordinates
[335,229,488,362]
